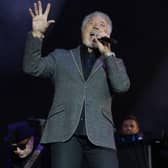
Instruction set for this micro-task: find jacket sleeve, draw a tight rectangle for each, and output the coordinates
[104,55,130,92]
[23,32,57,78]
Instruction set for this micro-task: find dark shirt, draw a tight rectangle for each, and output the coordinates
[75,45,99,135]
[115,133,149,168]
[80,45,98,80]
[11,153,42,168]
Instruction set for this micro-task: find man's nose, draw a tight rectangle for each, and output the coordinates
[93,25,99,30]
[127,127,132,130]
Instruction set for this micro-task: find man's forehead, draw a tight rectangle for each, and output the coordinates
[89,15,107,23]
[123,120,137,124]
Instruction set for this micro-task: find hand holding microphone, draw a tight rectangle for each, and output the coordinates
[91,30,114,56]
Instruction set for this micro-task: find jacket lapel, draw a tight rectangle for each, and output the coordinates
[70,46,104,82]
[70,46,85,81]
[88,56,104,81]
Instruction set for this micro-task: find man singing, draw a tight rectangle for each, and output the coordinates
[23,1,130,168]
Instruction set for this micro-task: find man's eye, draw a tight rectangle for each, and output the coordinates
[89,21,93,25]
[100,23,105,27]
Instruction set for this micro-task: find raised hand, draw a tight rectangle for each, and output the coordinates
[29,1,55,38]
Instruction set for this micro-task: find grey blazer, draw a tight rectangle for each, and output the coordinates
[23,33,130,150]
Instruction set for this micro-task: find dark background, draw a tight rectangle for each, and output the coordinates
[1,0,168,166]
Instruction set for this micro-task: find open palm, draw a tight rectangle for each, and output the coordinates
[29,1,55,34]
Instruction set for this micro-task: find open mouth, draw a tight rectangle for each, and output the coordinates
[90,29,98,37]
[90,32,95,36]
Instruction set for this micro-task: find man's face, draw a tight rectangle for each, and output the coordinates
[11,136,34,158]
[121,120,139,135]
[82,15,110,49]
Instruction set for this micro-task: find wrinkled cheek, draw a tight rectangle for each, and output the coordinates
[83,38,91,47]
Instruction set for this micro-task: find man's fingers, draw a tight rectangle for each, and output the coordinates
[107,43,111,49]
[48,20,55,26]
[29,8,35,18]
[30,2,52,18]
[44,3,51,17]
[38,1,43,15]
[34,2,39,15]
[95,38,103,47]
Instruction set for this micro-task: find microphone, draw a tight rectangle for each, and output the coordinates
[90,30,118,45]
[98,37,112,44]
[98,37,118,45]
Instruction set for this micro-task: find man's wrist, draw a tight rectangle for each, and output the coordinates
[104,51,116,57]
[32,31,45,39]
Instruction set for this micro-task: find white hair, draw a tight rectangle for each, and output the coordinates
[81,11,112,35]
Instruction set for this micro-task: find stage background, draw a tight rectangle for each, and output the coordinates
[1,0,168,166]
